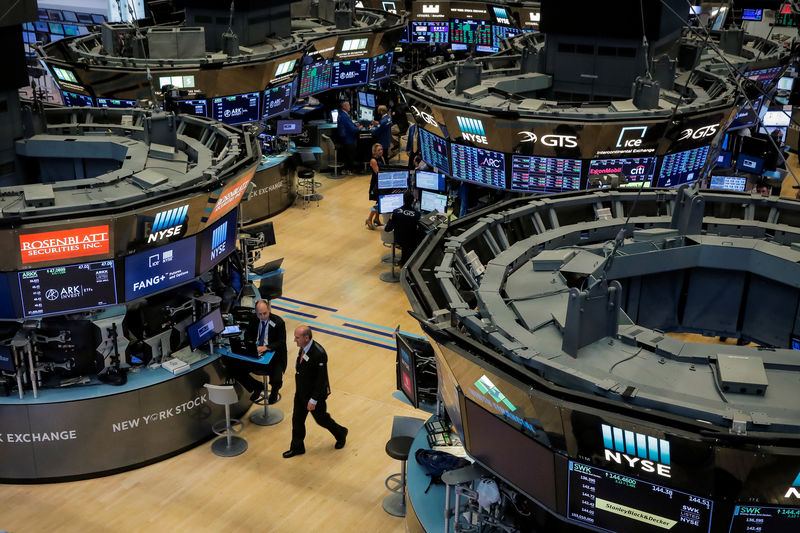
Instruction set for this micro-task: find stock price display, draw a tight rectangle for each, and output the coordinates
[451,144,506,189]
[331,58,370,88]
[492,25,520,51]
[450,19,493,46]
[18,261,118,318]
[511,155,582,193]
[419,129,450,175]
[370,51,393,81]
[299,59,332,97]
[588,157,657,187]
[657,146,710,187]
[567,461,713,533]
[263,81,294,119]
[61,91,93,107]
[411,21,449,43]
[729,505,800,533]
[211,92,260,125]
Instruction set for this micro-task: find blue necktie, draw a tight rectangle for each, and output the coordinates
[258,321,266,346]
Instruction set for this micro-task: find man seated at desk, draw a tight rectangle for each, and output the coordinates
[228,300,287,403]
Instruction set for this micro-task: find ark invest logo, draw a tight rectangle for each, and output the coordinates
[457,116,488,145]
[147,205,188,243]
[601,423,671,478]
[786,472,800,499]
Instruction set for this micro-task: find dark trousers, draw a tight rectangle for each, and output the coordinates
[227,359,282,394]
[290,396,346,451]
[342,142,357,171]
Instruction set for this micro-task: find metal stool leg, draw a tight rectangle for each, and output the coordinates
[250,375,284,426]
[211,404,247,457]
[382,458,407,517]
[380,243,401,283]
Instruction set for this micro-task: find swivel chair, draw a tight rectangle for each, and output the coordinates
[204,383,247,457]
[249,366,284,426]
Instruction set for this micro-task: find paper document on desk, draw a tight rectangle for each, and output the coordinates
[432,445,470,459]
[162,358,190,375]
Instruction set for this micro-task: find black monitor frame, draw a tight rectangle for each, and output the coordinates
[187,307,224,351]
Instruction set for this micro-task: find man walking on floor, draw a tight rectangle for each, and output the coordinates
[283,325,348,458]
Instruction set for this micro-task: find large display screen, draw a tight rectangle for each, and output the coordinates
[415,170,446,191]
[567,461,713,533]
[411,21,449,43]
[451,144,506,188]
[188,308,225,350]
[176,99,208,117]
[377,170,409,189]
[198,208,238,273]
[379,193,404,214]
[709,175,747,192]
[262,80,295,119]
[18,260,118,318]
[491,25,520,50]
[124,238,196,301]
[656,146,710,187]
[61,91,94,107]
[211,92,260,125]
[450,19,493,46]
[419,129,450,175]
[511,155,582,193]
[421,190,447,212]
[370,51,393,81]
[299,58,332,97]
[331,58,370,88]
[728,505,800,532]
[588,156,657,187]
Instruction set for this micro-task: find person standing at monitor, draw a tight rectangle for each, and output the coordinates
[283,325,348,458]
[337,100,360,174]
[370,105,393,159]
[384,190,421,266]
[365,143,386,230]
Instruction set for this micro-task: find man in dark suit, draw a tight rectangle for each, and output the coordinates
[283,325,348,458]
[230,300,287,403]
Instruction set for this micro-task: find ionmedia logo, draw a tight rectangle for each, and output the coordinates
[785,473,800,499]
[147,205,188,243]
[457,116,488,145]
[601,423,672,478]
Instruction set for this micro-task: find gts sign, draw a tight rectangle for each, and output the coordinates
[678,124,718,141]
[518,132,578,148]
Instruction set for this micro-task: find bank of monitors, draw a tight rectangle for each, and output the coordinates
[511,155,582,193]
[97,98,136,108]
[656,146,710,187]
[451,144,506,189]
[566,460,713,533]
[211,92,260,125]
[415,170,446,191]
[418,129,450,175]
[331,58,370,88]
[198,208,238,273]
[187,308,225,351]
[124,238,196,301]
[358,92,376,107]
[277,119,303,135]
[587,156,656,188]
[370,51,393,81]
[742,8,763,21]
[378,193,404,214]
[411,21,449,43]
[17,260,118,318]
[377,170,409,189]
[61,91,94,107]
[262,80,295,119]
[450,19,492,46]
[709,175,747,192]
[421,190,447,213]
[299,58,332,97]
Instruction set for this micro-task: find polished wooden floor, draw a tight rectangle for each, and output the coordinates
[3,156,800,533]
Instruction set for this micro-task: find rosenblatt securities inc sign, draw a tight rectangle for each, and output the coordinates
[19,225,110,264]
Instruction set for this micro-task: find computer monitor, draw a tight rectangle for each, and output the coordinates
[395,333,436,408]
[421,190,447,213]
[211,92,260,125]
[377,170,409,189]
[792,335,800,350]
[762,110,791,127]
[759,126,788,143]
[358,92,376,107]
[716,151,733,168]
[709,175,747,192]
[742,8,763,21]
[187,308,225,351]
[330,109,339,123]
[378,193,404,214]
[276,119,303,135]
[262,80,295,119]
[359,106,374,121]
[331,58,370,88]
[451,43,468,51]
[737,154,765,174]
[711,6,728,30]
[415,170,446,191]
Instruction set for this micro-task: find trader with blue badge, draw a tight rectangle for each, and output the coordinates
[337,100,360,174]
[371,104,393,160]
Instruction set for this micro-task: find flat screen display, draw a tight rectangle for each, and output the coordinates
[656,146,710,187]
[61,91,93,107]
[262,80,294,119]
[450,19,492,46]
[124,237,196,301]
[716,151,733,168]
[358,92,376,107]
[359,107,374,121]
[188,308,225,350]
[729,505,800,532]
[492,25,520,50]
[759,125,788,143]
[777,77,795,91]
[370,51,393,81]
[378,193,404,214]
[331,58,370,88]
[418,129,450,175]
[737,154,764,174]
[396,334,418,407]
[18,260,117,318]
[97,98,136,108]
[274,58,296,77]
[741,8,763,21]
[709,175,747,192]
[411,21,449,43]
[53,67,78,83]
[415,170,446,191]
[762,110,791,127]
[451,43,469,51]
[421,190,447,212]
[299,58,332,97]
[492,6,511,25]
[377,170,409,189]
[451,144,506,189]
[211,92,260,125]
[567,461,713,533]
[176,99,208,117]
[277,119,303,135]
[588,157,656,187]
[198,208,238,273]
[511,155,582,193]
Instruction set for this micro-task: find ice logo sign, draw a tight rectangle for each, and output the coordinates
[601,424,672,478]
[147,205,188,243]
[616,126,648,148]
[457,116,488,145]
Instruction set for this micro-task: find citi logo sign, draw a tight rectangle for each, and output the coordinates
[422,4,439,13]
[602,424,672,478]
[147,205,188,243]
[617,126,648,148]
[630,165,646,175]
[785,472,800,499]
[457,116,488,145]
[210,222,228,261]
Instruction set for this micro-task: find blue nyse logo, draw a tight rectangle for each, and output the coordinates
[148,205,189,243]
[601,423,671,478]
[209,221,228,261]
[457,116,488,145]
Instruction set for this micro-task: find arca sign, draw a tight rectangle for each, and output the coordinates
[518,131,578,148]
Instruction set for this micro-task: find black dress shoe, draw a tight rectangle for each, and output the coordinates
[249,390,263,402]
[282,449,305,458]
[268,392,280,405]
[334,427,348,449]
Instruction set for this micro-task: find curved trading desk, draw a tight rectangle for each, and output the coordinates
[241,153,298,223]
[0,353,250,482]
